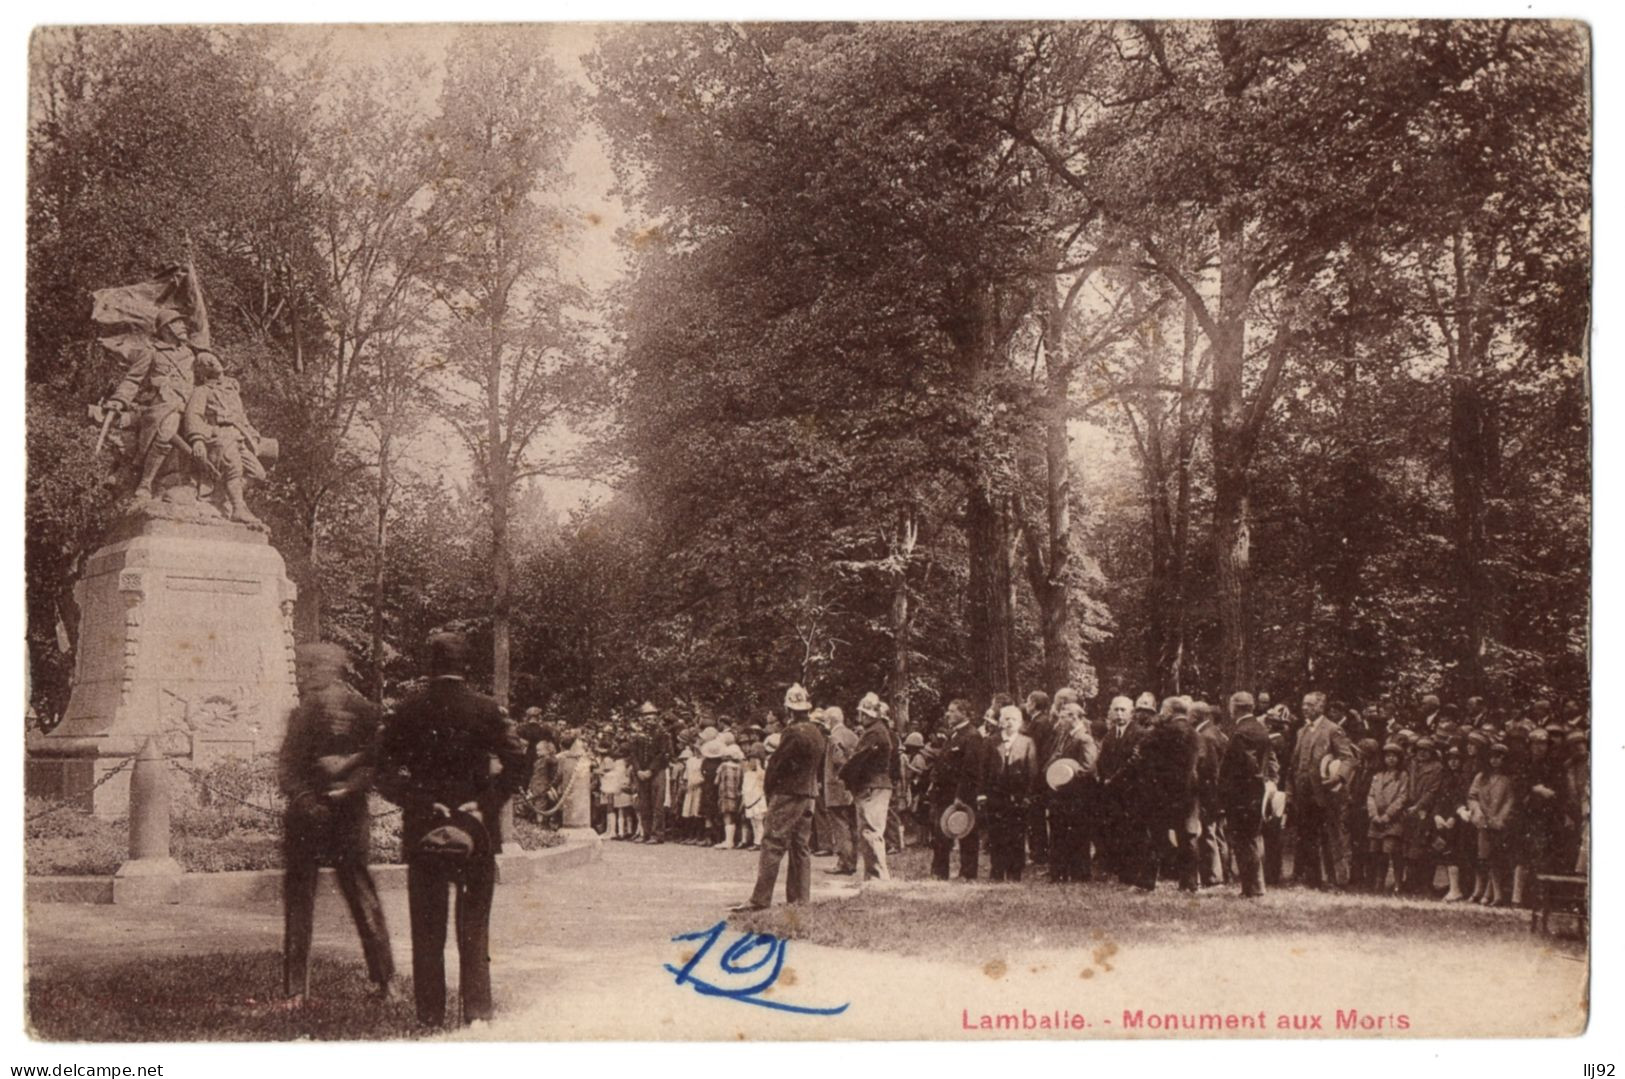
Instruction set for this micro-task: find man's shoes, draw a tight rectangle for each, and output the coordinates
[729,901,770,913]
[825,867,856,876]
[811,849,833,856]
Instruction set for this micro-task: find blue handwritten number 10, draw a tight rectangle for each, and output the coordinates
[665,921,850,1016]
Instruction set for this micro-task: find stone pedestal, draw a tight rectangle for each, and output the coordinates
[27,516,299,817]
[558,750,593,828]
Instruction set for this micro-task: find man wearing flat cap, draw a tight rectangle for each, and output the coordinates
[1219,691,1278,898]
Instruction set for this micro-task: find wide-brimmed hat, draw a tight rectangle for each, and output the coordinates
[904,732,925,749]
[699,726,719,742]
[701,739,726,759]
[857,692,882,718]
[1382,741,1404,756]
[1261,781,1287,821]
[764,733,782,752]
[639,701,660,716]
[939,802,977,840]
[1134,692,1157,713]
[1045,758,1084,791]
[784,683,813,712]
[726,745,745,761]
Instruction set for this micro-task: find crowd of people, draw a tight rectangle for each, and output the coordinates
[277,636,1591,1025]
[519,683,1591,910]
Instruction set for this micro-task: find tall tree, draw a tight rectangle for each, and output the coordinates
[425,28,586,706]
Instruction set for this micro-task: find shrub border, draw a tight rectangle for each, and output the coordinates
[26,828,601,906]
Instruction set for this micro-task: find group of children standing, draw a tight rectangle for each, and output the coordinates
[1357,725,1588,906]
[597,726,769,849]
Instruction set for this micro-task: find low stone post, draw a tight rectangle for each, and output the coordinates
[112,737,184,904]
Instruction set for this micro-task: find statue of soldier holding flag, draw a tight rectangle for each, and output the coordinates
[89,259,273,526]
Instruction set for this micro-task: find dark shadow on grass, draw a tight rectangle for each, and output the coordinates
[27,950,424,1042]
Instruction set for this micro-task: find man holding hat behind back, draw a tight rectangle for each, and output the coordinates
[376,632,526,1027]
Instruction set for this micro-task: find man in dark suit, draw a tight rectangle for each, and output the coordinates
[630,701,672,844]
[733,683,828,911]
[928,699,985,880]
[1099,693,1155,884]
[1022,690,1054,864]
[1044,701,1099,883]
[279,642,394,1002]
[376,632,526,1027]
[1135,696,1201,892]
[1219,691,1278,897]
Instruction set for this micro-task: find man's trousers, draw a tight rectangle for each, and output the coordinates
[637,774,665,841]
[749,794,815,906]
[854,787,892,881]
[282,852,393,998]
[407,857,497,1026]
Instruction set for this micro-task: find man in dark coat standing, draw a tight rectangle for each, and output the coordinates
[630,701,672,844]
[377,632,526,1027]
[279,642,393,1002]
[1219,691,1278,897]
[1022,690,1054,865]
[1136,696,1201,892]
[927,700,985,881]
[733,684,827,911]
[1100,693,1156,885]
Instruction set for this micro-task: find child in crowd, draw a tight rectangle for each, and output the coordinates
[716,744,744,848]
[741,746,767,850]
[681,744,705,843]
[1367,741,1410,894]
[1467,743,1517,905]
[1438,744,1475,901]
[601,749,632,839]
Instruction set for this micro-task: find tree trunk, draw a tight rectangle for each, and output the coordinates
[1033,278,1075,694]
[967,485,1016,707]
[890,561,910,732]
[1210,205,1253,697]
[370,433,391,707]
[1446,233,1497,696]
[294,509,323,643]
[490,465,512,707]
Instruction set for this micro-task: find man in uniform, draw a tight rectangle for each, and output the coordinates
[928,699,985,881]
[376,632,526,1027]
[733,684,827,911]
[183,348,267,526]
[102,307,197,501]
[1219,691,1278,897]
[279,642,393,1003]
[1287,690,1357,890]
[630,701,671,844]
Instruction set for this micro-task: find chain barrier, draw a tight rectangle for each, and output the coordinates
[25,756,136,822]
[166,758,284,819]
[518,755,585,819]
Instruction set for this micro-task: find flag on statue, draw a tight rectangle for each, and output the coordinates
[89,260,212,361]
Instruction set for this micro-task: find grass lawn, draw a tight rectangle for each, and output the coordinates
[732,846,1568,965]
[27,950,426,1041]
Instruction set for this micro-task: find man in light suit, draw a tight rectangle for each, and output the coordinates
[1192,700,1231,887]
[1287,690,1357,889]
